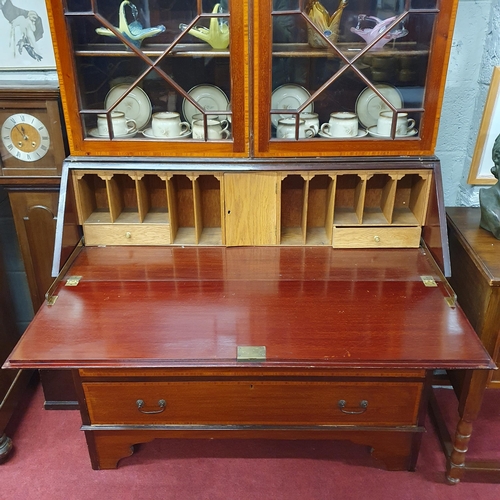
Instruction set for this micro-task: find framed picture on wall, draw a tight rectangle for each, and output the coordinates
[0,0,56,70]
[468,67,500,185]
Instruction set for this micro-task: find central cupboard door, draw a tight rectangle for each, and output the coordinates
[224,173,278,245]
[47,0,249,157]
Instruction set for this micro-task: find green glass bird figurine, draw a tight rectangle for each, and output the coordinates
[96,0,165,48]
[179,3,229,50]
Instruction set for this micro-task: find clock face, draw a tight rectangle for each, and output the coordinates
[1,113,51,162]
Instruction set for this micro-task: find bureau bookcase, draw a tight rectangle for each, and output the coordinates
[4,0,495,484]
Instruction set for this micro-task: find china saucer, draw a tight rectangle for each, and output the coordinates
[318,129,368,139]
[105,84,152,130]
[142,128,192,139]
[271,84,314,128]
[182,84,230,124]
[355,85,403,128]
[366,126,418,138]
[89,128,137,139]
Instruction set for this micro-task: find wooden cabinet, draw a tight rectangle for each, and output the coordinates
[6,0,492,480]
[447,207,500,386]
[46,0,458,158]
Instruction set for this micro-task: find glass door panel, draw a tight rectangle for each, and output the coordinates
[255,0,447,156]
[57,0,246,155]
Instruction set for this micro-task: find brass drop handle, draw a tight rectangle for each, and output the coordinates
[338,399,368,414]
[125,231,132,239]
[374,235,381,242]
[136,399,166,414]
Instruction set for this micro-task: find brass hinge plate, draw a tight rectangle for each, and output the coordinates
[237,346,266,361]
[421,275,437,287]
[47,295,58,306]
[65,276,82,287]
[444,296,456,308]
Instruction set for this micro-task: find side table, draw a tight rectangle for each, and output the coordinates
[431,207,500,483]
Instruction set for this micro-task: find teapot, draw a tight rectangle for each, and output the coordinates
[350,15,408,50]
[179,4,229,50]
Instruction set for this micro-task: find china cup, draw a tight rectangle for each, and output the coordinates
[300,112,320,136]
[320,112,358,138]
[192,119,230,140]
[276,117,315,139]
[192,113,229,131]
[151,112,191,138]
[97,111,137,137]
[376,111,416,137]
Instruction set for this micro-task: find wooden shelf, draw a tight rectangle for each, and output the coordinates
[73,42,427,60]
[74,43,230,58]
[271,42,429,58]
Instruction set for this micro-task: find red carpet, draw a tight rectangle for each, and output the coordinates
[1,381,499,500]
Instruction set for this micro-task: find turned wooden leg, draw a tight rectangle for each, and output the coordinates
[0,434,13,462]
[445,369,490,484]
[446,418,472,484]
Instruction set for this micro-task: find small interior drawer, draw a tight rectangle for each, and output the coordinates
[83,223,170,246]
[332,226,421,248]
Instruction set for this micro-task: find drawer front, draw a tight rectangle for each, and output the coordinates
[83,381,422,426]
[84,223,170,246]
[332,227,421,248]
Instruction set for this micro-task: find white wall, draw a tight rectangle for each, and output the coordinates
[436,0,498,206]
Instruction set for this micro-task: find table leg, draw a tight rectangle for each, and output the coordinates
[446,369,489,484]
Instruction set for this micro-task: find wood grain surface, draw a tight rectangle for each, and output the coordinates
[5,246,493,370]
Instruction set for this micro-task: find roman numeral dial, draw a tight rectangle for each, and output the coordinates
[1,113,51,162]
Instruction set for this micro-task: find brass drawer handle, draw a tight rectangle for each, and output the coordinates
[338,399,368,415]
[125,231,132,239]
[136,399,166,414]
[374,235,381,242]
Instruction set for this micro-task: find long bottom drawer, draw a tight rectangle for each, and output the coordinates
[83,380,423,426]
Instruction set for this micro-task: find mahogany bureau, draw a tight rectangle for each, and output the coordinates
[3,0,492,479]
[5,245,493,472]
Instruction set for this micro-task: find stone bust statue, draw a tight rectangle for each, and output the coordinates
[479,133,500,239]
